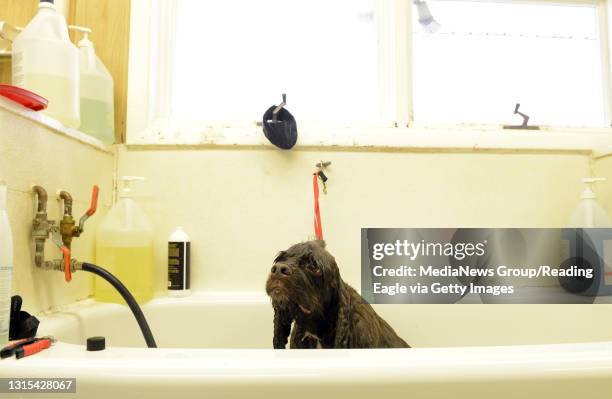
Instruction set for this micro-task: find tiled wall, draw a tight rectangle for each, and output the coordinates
[117,146,592,293]
[1,102,114,314]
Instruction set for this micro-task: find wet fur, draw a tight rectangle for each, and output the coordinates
[265,240,410,349]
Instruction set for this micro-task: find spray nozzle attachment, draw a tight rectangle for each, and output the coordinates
[580,177,606,199]
[68,25,93,48]
[119,176,145,198]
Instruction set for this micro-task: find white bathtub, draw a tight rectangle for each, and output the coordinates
[2,291,612,398]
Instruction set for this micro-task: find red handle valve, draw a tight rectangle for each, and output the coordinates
[60,246,71,282]
[86,185,99,216]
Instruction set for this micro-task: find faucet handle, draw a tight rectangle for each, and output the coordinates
[59,246,71,282]
[86,185,99,216]
[49,230,72,282]
[77,185,99,233]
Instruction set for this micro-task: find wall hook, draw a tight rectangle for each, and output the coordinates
[503,103,540,130]
[315,161,331,194]
[271,93,287,122]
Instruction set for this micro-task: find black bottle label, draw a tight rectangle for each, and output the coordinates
[168,241,190,290]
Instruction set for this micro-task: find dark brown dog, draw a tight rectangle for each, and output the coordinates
[265,240,410,349]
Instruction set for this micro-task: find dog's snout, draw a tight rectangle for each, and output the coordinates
[271,264,292,276]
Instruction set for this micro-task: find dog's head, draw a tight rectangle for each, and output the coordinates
[265,240,341,318]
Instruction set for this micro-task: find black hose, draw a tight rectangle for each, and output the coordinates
[81,262,157,348]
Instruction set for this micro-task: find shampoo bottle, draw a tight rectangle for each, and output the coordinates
[168,227,191,296]
[568,178,612,227]
[68,25,114,144]
[95,177,154,304]
[0,183,14,347]
[12,0,80,127]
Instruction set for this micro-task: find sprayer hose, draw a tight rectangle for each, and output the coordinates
[81,262,157,348]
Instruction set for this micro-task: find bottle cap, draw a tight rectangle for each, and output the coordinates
[68,25,93,48]
[86,336,106,351]
[39,0,55,10]
[169,226,190,242]
[119,176,145,198]
[580,177,606,200]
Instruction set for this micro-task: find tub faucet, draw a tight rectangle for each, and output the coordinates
[32,185,99,282]
[58,186,99,248]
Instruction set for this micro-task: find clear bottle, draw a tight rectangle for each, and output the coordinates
[95,177,154,304]
[12,0,80,128]
[0,182,14,347]
[568,178,612,227]
[68,25,114,144]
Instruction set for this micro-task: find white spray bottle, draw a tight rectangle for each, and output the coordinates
[0,183,14,346]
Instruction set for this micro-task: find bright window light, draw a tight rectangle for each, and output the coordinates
[412,1,605,127]
[172,0,379,125]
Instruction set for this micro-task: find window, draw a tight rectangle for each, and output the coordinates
[413,1,605,127]
[132,0,612,144]
[171,0,380,126]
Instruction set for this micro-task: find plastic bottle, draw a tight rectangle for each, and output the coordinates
[568,178,612,227]
[95,177,154,304]
[0,183,14,347]
[168,227,191,297]
[68,25,114,144]
[11,0,80,128]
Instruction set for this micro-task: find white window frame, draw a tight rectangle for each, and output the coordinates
[126,0,612,152]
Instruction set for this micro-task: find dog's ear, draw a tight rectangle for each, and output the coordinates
[272,303,293,349]
[334,281,353,347]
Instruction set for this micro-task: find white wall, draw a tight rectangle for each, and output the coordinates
[596,155,612,216]
[1,102,114,314]
[117,146,592,294]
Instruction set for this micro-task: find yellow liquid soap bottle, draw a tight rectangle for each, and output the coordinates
[95,176,154,304]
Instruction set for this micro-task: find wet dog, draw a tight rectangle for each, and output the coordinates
[265,240,409,348]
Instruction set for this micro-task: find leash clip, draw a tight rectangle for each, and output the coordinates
[315,161,331,194]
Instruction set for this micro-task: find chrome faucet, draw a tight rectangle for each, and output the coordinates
[31,185,99,282]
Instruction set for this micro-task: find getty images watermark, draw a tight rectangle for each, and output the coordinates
[361,228,612,304]
[0,378,76,393]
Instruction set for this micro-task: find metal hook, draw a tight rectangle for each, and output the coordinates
[272,93,287,122]
[503,103,540,130]
[315,161,331,194]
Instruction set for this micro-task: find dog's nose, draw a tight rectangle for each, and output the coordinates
[271,264,291,276]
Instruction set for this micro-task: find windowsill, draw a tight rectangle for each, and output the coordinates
[126,122,612,154]
[0,95,113,154]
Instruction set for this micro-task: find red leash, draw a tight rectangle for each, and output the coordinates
[313,172,323,240]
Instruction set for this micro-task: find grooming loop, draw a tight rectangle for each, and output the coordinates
[312,161,331,240]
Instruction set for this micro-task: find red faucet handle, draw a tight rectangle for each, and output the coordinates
[86,185,99,216]
[60,246,71,282]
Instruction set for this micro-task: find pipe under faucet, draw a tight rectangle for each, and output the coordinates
[58,190,73,216]
[32,185,47,213]
[32,186,49,268]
